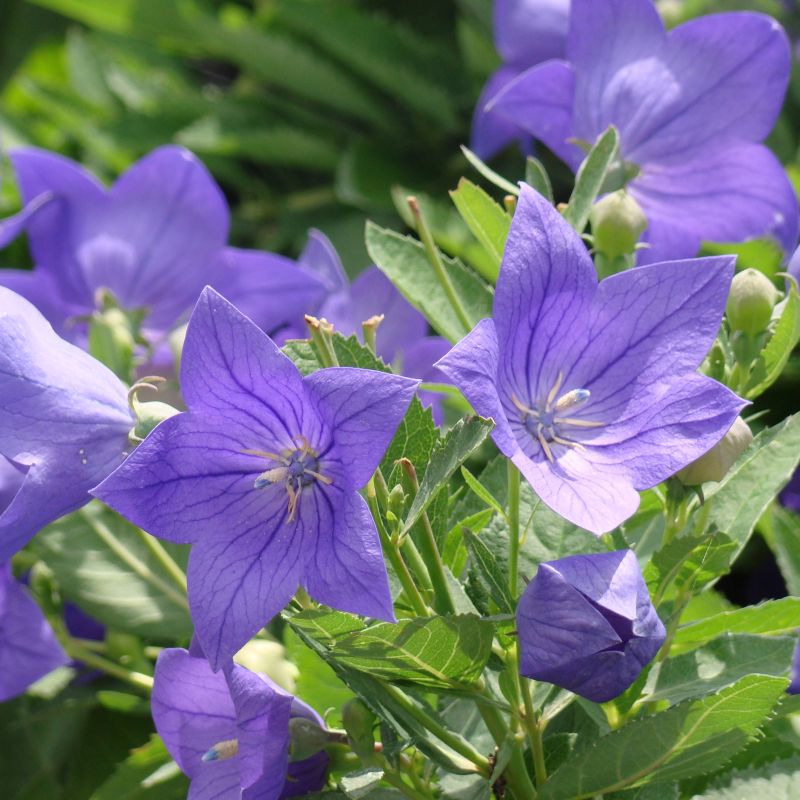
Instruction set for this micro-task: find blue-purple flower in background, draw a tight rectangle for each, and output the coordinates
[0,563,69,701]
[487,0,798,263]
[284,229,451,423]
[517,550,665,702]
[94,287,417,669]
[152,646,328,799]
[0,146,327,348]
[471,0,570,159]
[436,185,746,534]
[0,287,133,561]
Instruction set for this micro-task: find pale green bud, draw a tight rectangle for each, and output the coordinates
[233,639,298,692]
[726,269,780,336]
[589,190,648,259]
[677,417,753,486]
[342,698,377,760]
[132,401,179,441]
[288,717,329,762]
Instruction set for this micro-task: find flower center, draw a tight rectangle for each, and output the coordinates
[244,436,333,523]
[512,372,602,463]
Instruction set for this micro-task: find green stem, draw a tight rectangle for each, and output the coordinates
[367,481,430,617]
[400,460,455,615]
[408,197,473,335]
[64,638,153,693]
[476,697,537,800]
[82,509,189,612]
[522,678,548,788]
[507,461,521,599]
[381,683,491,775]
[135,528,188,592]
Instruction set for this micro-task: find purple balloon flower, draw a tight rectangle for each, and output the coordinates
[472,0,570,158]
[0,287,133,561]
[0,563,69,701]
[436,185,746,534]
[0,146,326,346]
[94,287,417,669]
[153,647,328,800]
[517,550,665,702]
[285,230,452,423]
[488,0,798,263]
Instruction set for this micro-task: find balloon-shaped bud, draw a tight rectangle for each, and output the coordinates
[726,269,780,336]
[342,698,377,760]
[132,401,179,441]
[517,550,665,702]
[589,190,648,259]
[677,416,753,486]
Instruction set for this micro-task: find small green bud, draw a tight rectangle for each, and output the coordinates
[589,190,648,259]
[342,698,377,760]
[288,717,330,762]
[387,484,406,517]
[88,306,138,381]
[132,400,179,441]
[677,417,753,486]
[726,269,780,336]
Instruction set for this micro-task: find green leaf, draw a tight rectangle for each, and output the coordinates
[701,238,785,277]
[539,675,788,799]
[34,502,191,638]
[562,126,620,233]
[365,221,494,343]
[744,287,800,398]
[289,608,367,644]
[328,615,494,690]
[460,145,519,196]
[286,614,483,774]
[460,466,506,519]
[283,332,391,376]
[672,598,800,654]
[381,396,440,483]
[462,529,515,615]
[449,178,511,279]
[762,506,800,595]
[89,735,188,800]
[702,412,800,576]
[643,635,794,705]
[403,416,494,535]
[525,157,554,204]
[694,756,800,799]
[278,1,461,130]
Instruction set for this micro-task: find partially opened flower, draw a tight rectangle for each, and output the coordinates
[0,287,133,560]
[94,287,417,669]
[0,564,69,701]
[517,550,665,702]
[283,230,452,422]
[0,146,326,346]
[152,647,328,799]
[471,0,570,158]
[436,185,745,533]
[488,0,798,263]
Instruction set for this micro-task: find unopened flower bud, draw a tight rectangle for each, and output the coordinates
[342,698,377,760]
[677,416,753,486]
[589,190,648,259]
[726,269,780,337]
[132,400,179,441]
[233,639,298,691]
[387,484,406,518]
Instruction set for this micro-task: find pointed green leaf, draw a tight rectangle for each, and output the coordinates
[525,157,554,204]
[562,126,620,233]
[366,221,494,342]
[460,145,519,196]
[463,529,515,614]
[539,675,788,799]
[450,178,511,278]
[695,756,800,799]
[762,505,800,596]
[403,416,494,535]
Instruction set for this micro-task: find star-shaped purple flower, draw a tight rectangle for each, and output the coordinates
[436,185,746,534]
[0,287,133,560]
[471,0,570,159]
[0,563,69,701]
[0,146,326,346]
[283,230,452,423]
[488,0,798,263]
[517,550,665,702]
[152,646,328,799]
[94,287,417,669]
